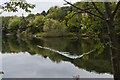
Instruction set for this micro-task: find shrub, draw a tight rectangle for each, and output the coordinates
[43,18,67,37]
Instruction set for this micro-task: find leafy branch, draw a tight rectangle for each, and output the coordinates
[0,0,35,14]
[112,1,120,18]
[64,0,106,20]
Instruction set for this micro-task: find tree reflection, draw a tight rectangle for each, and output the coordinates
[2,36,120,78]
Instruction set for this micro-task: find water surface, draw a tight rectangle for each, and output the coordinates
[2,36,114,78]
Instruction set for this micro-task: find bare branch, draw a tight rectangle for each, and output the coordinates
[65,11,84,27]
[64,0,106,20]
[91,0,105,18]
[66,8,92,21]
[65,8,93,27]
[112,1,120,18]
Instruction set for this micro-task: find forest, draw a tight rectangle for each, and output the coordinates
[2,2,120,39]
[1,0,120,79]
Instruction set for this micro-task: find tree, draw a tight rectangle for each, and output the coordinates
[41,11,47,16]
[27,14,35,19]
[43,18,67,37]
[65,11,82,32]
[32,15,45,33]
[8,17,21,29]
[64,0,120,79]
[0,0,35,14]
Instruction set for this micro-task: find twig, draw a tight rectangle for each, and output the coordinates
[112,1,120,18]
[91,0,105,18]
[64,0,106,20]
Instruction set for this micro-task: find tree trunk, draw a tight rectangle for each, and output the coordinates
[106,20,120,80]
[104,2,120,80]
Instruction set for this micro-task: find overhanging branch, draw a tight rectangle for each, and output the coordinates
[64,0,106,20]
[65,11,85,27]
[91,0,105,18]
[112,1,120,18]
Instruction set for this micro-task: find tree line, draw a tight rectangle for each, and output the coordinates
[1,1,120,79]
[2,2,120,39]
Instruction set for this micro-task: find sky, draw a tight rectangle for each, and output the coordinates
[0,0,80,3]
[0,0,81,16]
[0,0,119,16]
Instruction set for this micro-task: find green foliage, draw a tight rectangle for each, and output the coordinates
[43,18,67,37]
[1,0,35,13]
[32,15,45,33]
[2,2,120,77]
[46,6,60,20]
[21,28,32,38]
[46,6,71,21]
[19,17,29,28]
[65,11,82,32]
[2,2,120,54]
[27,14,35,19]
[33,15,45,28]
[41,11,47,16]
[8,17,21,29]
[2,16,13,30]
[94,41,105,55]
[43,18,56,32]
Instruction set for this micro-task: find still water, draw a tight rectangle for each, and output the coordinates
[2,36,114,78]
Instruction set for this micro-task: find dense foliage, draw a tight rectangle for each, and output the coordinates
[2,2,120,39]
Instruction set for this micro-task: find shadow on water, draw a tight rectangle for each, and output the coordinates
[2,35,120,78]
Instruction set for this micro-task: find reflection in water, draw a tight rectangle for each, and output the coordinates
[3,53,113,78]
[0,30,2,79]
[2,36,116,78]
[37,45,94,59]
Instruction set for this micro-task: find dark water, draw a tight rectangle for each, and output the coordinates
[2,36,114,78]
